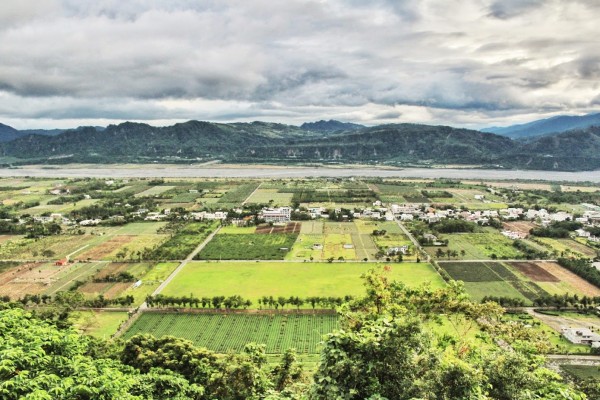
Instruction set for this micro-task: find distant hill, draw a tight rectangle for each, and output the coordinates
[0,123,66,143]
[0,123,20,142]
[483,112,600,138]
[300,120,365,133]
[1,119,600,170]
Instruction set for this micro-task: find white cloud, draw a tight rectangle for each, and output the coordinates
[0,0,598,129]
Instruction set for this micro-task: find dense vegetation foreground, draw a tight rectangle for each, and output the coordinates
[0,268,595,399]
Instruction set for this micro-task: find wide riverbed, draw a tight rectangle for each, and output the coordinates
[1,164,600,182]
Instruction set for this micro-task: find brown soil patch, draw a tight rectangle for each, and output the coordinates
[79,282,113,295]
[503,221,536,236]
[94,263,130,280]
[510,262,559,282]
[255,223,300,235]
[78,235,135,260]
[103,282,131,299]
[538,262,600,296]
[0,282,46,298]
[0,235,16,244]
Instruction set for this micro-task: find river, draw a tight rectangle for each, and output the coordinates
[1,164,600,182]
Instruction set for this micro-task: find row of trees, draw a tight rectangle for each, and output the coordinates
[146,294,252,309]
[146,294,355,310]
[557,257,600,288]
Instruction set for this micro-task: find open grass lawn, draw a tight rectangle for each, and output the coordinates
[429,230,523,260]
[245,189,293,206]
[71,311,128,339]
[162,261,445,305]
[195,233,298,260]
[123,313,338,355]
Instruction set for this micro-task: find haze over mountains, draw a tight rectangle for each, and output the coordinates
[482,112,600,139]
[1,113,600,171]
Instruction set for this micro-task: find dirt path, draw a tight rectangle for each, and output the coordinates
[242,182,262,205]
[525,308,600,332]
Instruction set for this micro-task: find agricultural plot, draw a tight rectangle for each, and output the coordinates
[322,233,356,260]
[150,222,216,260]
[77,262,155,299]
[217,183,261,205]
[123,313,339,355]
[71,311,128,339]
[0,234,106,260]
[439,261,545,303]
[300,221,324,234]
[255,222,301,235]
[536,238,597,258]
[162,262,445,304]
[134,185,176,198]
[531,262,600,297]
[428,230,524,260]
[245,189,293,206]
[0,260,108,299]
[195,233,298,260]
[290,188,376,204]
[503,221,536,237]
[119,262,180,305]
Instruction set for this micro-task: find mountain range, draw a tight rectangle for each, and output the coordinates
[482,112,600,139]
[1,114,599,171]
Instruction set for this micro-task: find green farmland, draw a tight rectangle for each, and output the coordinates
[195,233,298,260]
[162,261,445,304]
[123,313,339,355]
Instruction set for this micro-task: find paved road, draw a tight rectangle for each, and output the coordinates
[113,226,221,337]
[436,259,558,263]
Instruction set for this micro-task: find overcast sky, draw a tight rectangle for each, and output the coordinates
[0,0,599,129]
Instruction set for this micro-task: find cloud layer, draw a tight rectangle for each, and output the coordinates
[0,0,598,129]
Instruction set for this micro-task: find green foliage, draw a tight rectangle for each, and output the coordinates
[311,268,585,399]
[430,218,478,233]
[557,257,600,289]
[195,233,298,260]
[0,307,203,399]
[150,222,215,260]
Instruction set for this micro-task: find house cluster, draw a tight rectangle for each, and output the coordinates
[190,211,228,221]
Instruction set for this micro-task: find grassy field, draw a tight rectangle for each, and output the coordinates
[122,313,338,355]
[134,185,176,197]
[536,237,597,258]
[428,230,523,260]
[245,189,293,206]
[439,261,546,303]
[195,233,298,260]
[71,311,128,338]
[162,261,445,305]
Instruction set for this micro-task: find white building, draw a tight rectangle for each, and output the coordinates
[561,327,600,346]
[260,207,291,222]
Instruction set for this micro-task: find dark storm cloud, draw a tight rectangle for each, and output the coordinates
[0,0,598,129]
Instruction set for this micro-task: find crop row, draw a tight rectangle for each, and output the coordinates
[123,313,339,354]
